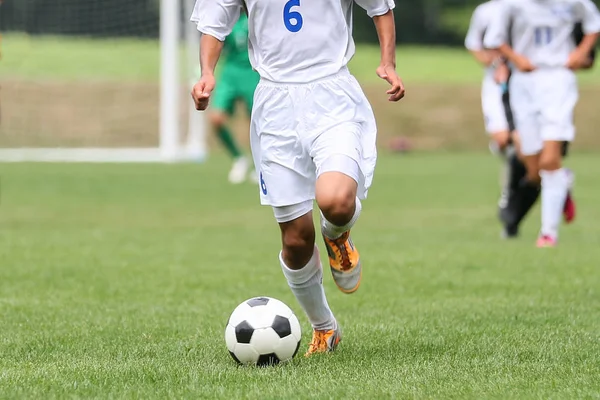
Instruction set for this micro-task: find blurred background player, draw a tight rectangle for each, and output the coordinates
[464,0,531,238]
[465,0,511,153]
[208,12,259,184]
[484,0,600,247]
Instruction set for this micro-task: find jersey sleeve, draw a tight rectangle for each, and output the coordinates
[483,1,511,50]
[575,0,600,35]
[190,0,242,42]
[354,0,395,18]
[464,6,485,51]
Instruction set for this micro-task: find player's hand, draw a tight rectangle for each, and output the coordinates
[513,55,536,73]
[376,64,405,102]
[191,75,216,111]
[566,50,590,70]
[494,63,510,84]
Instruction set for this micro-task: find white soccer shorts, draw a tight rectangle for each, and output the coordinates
[509,69,578,156]
[249,67,377,208]
[481,75,510,134]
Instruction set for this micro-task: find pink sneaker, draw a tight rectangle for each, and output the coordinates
[536,235,557,248]
[563,191,576,224]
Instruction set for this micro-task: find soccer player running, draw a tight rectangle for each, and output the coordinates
[465,0,513,154]
[209,13,260,184]
[191,0,404,354]
[465,0,532,238]
[484,0,600,247]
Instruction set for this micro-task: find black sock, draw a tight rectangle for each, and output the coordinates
[500,178,540,235]
[507,150,527,192]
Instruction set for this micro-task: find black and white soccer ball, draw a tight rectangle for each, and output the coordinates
[225,297,302,366]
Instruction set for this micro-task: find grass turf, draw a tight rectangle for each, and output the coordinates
[2,153,600,398]
[3,34,599,85]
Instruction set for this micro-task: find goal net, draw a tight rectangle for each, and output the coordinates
[0,0,206,162]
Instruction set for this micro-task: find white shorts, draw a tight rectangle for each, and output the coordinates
[250,67,377,207]
[509,69,578,156]
[481,75,509,134]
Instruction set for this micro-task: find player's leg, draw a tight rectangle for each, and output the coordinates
[482,77,512,154]
[536,70,578,247]
[500,74,542,237]
[251,83,340,357]
[315,159,362,294]
[274,207,341,356]
[483,77,533,237]
[308,72,377,295]
[210,78,249,184]
[480,75,525,234]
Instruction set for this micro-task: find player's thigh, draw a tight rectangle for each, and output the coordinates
[509,74,542,156]
[306,72,377,200]
[250,84,315,209]
[211,78,237,116]
[481,78,510,135]
[539,70,578,145]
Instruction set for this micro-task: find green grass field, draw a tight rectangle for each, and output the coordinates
[2,34,599,85]
[2,154,600,399]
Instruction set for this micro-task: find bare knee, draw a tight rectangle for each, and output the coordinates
[539,143,563,171]
[279,213,315,270]
[523,155,541,184]
[316,186,355,226]
[316,172,357,226]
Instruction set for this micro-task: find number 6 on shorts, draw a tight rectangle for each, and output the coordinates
[283,0,303,33]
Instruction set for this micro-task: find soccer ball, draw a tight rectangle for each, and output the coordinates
[225,296,302,366]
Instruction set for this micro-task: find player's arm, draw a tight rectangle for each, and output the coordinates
[200,35,224,80]
[484,2,535,72]
[464,6,500,67]
[355,0,404,101]
[190,0,242,110]
[568,0,600,69]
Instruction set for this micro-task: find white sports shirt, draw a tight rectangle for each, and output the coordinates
[191,0,395,83]
[484,0,600,68]
[464,0,503,76]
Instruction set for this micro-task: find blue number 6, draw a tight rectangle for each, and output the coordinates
[283,0,303,33]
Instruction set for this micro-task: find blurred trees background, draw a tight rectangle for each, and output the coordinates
[1,0,600,45]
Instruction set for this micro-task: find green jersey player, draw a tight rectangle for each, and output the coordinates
[209,13,260,184]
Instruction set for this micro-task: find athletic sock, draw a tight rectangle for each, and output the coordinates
[279,246,335,331]
[216,126,242,158]
[321,197,362,240]
[507,150,527,192]
[540,168,570,238]
[500,178,540,233]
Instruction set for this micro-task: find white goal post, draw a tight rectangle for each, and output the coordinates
[0,0,206,163]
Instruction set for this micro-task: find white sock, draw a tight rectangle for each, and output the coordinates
[540,168,570,238]
[280,246,335,331]
[321,197,362,239]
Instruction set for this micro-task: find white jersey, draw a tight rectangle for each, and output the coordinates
[484,0,600,69]
[191,0,395,83]
[465,1,501,52]
[465,0,503,77]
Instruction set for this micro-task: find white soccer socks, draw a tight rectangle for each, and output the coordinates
[540,168,570,239]
[280,246,335,331]
[321,197,362,240]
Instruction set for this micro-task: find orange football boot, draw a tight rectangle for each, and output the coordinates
[323,231,362,294]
